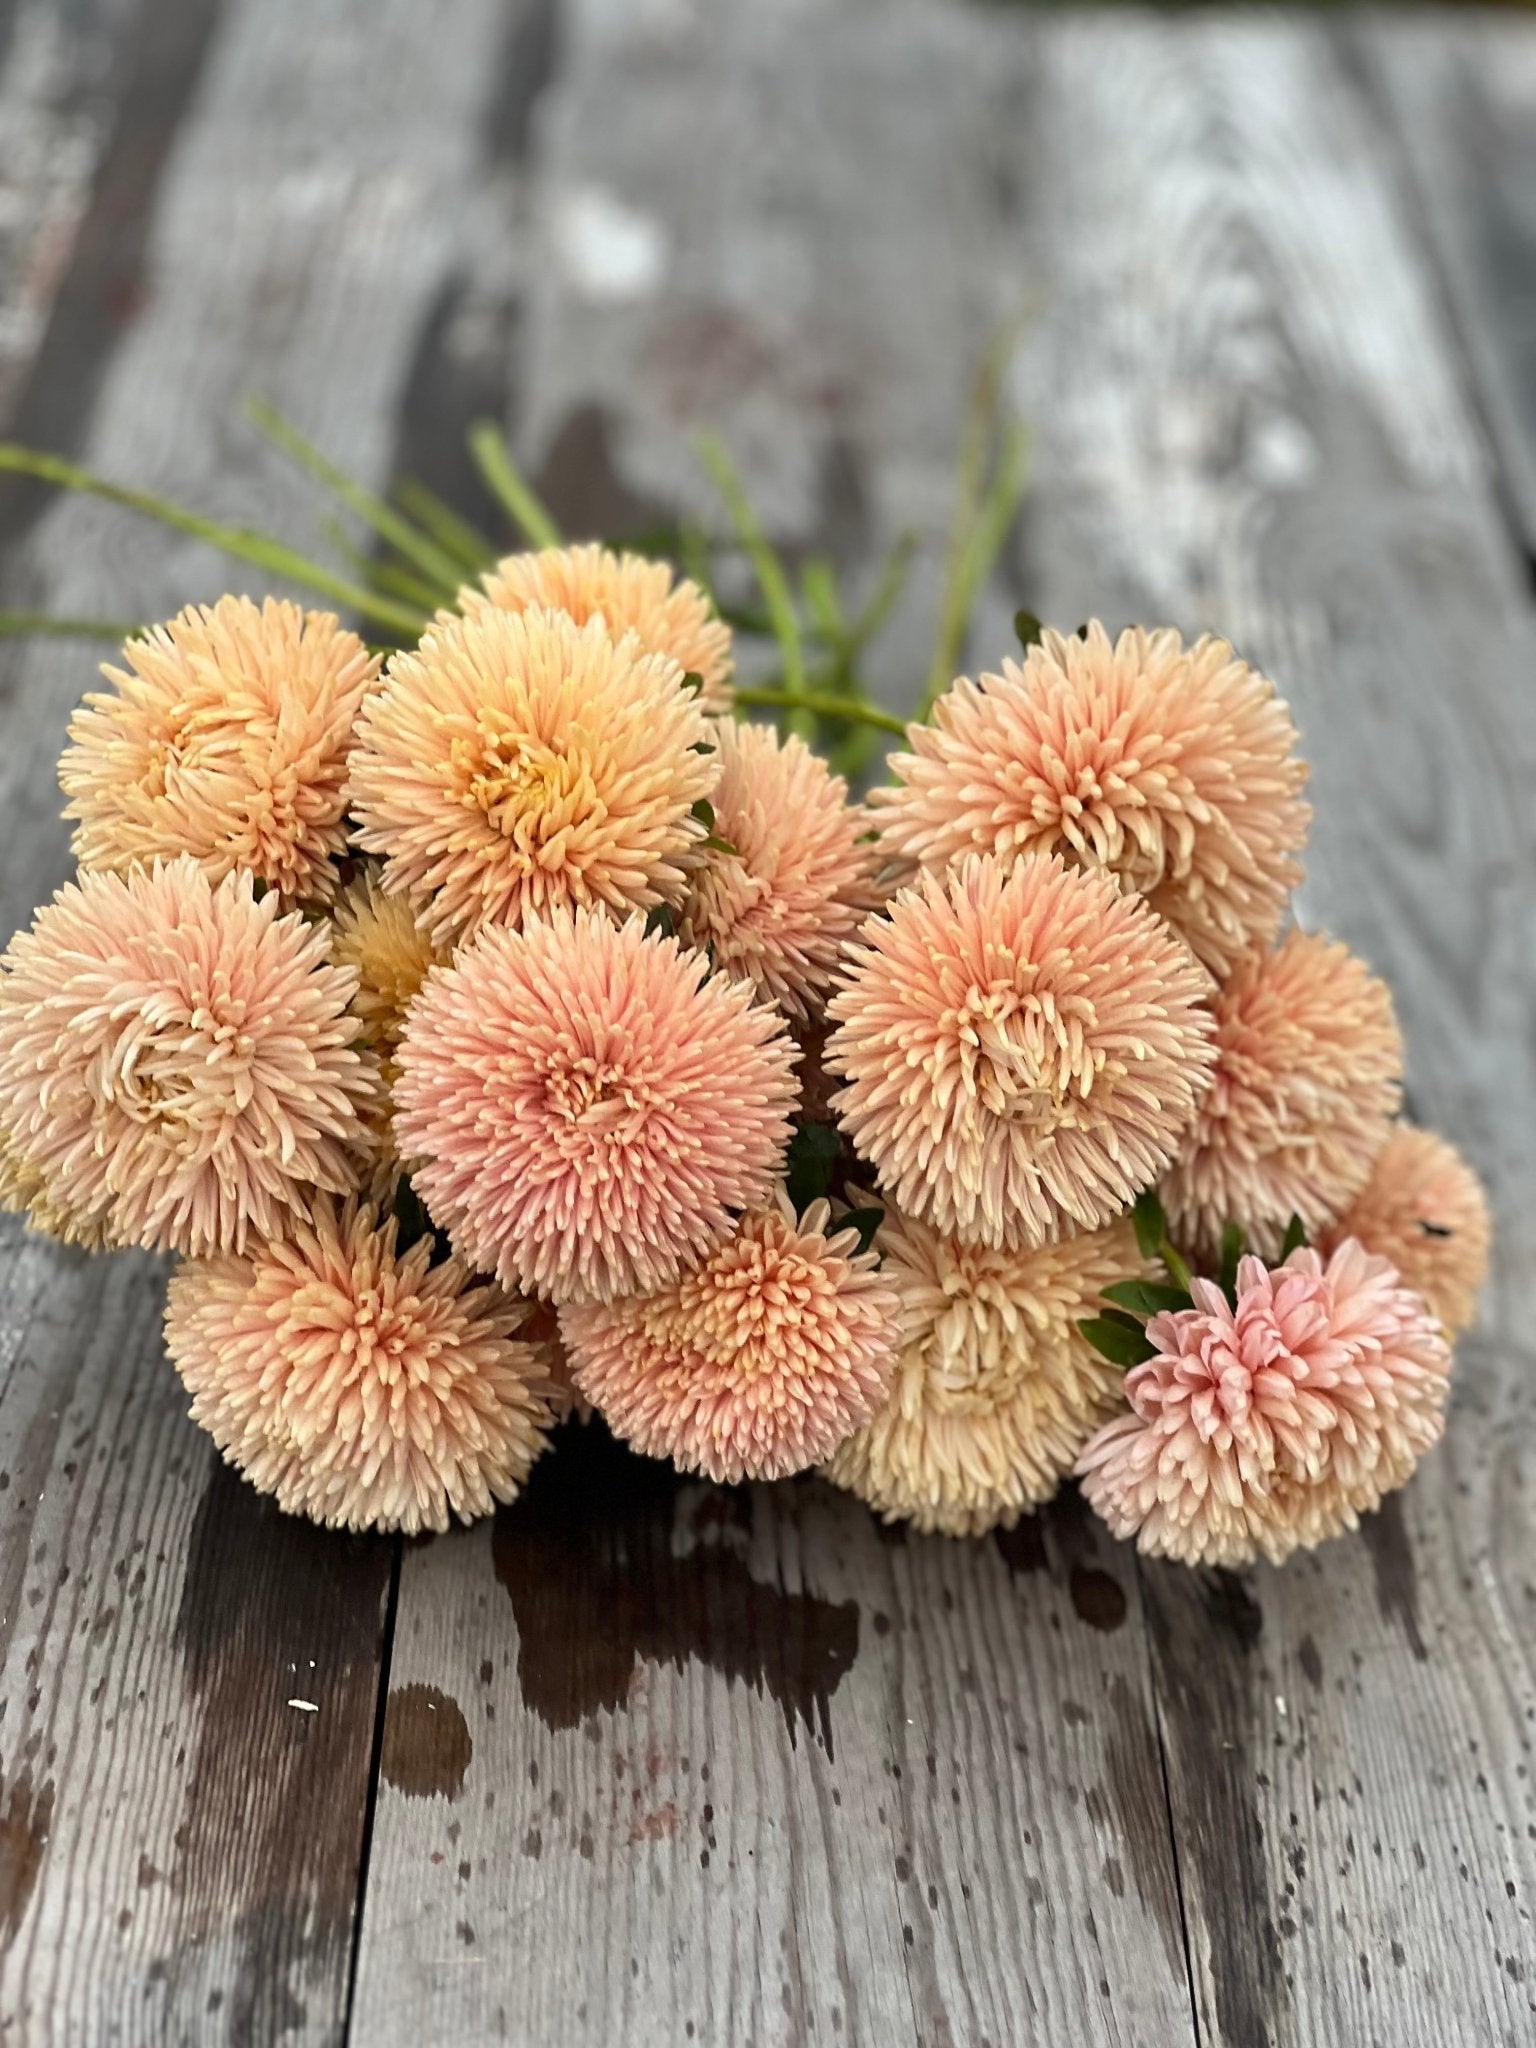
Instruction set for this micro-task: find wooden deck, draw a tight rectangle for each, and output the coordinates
[0,4,1533,2042]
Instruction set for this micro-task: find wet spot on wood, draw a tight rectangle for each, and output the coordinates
[380,1686,473,1801]
[1202,1569,1263,1650]
[1100,1675,1186,1975]
[492,1420,858,1754]
[1360,1494,1428,1661]
[0,1767,54,1943]
[1298,1634,1323,1690]
[994,1517,1048,1576]
[1069,1566,1126,1632]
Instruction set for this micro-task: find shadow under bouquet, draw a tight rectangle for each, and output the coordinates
[0,432,1491,1567]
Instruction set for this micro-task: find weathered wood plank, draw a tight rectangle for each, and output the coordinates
[1362,15,1536,569]
[0,0,525,2036]
[350,6,1199,2044]
[1004,17,1536,2045]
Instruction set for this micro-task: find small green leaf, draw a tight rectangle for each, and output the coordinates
[680,670,706,696]
[702,834,741,857]
[691,798,716,832]
[1279,1213,1310,1261]
[393,1175,432,1248]
[1077,1317,1157,1369]
[1014,608,1043,651]
[1219,1221,1246,1301]
[784,1121,841,1211]
[1132,1188,1167,1262]
[688,740,716,755]
[644,904,676,939]
[1100,1279,1193,1318]
[1159,1241,1195,1295]
[839,1206,885,1257]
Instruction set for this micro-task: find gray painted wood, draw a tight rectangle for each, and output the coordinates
[1363,15,1536,570]
[349,5,1199,2044]
[1004,17,1536,2045]
[0,0,528,2036]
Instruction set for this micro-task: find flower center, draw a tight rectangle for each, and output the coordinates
[947,979,1100,1125]
[453,719,596,850]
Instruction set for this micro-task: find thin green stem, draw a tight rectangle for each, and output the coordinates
[733,685,906,736]
[467,421,562,550]
[0,444,428,637]
[393,478,498,576]
[247,399,465,599]
[697,433,809,734]
[0,611,141,641]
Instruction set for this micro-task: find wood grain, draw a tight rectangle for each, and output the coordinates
[1003,17,1536,2045]
[0,0,527,2037]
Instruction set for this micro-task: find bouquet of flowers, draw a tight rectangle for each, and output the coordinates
[0,424,1491,1566]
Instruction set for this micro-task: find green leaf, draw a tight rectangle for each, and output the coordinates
[392,1175,432,1248]
[393,477,498,575]
[680,670,706,696]
[701,834,741,857]
[1132,1188,1167,1261]
[691,798,716,832]
[467,420,562,550]
[0,611,141,642]
[784,1121,842,1211]
[644,904,676,939]
[732,685,906,736]
[1279,1213,1310,1261]
[1077,1316,1157,1369]
[0,442,428,638]
[697,432,810,735]
[1219,1221,1246,1301]
[1100,1279,1193,1318]
[840,1206,885,1257]
[1159,1241,1195,1295]
[1014,608,1044,651]
[801,557,844,643]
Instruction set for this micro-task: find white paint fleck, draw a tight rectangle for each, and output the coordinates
[552,185,669,305]
[287,1698,319,1713]
[1275,1694,1288,1718]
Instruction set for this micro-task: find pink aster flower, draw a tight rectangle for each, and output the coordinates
[347,605,718,947]
[393,907,799,1303]
[165,1198,554,1533]
[869,622,1310,978]
[460,542,733,713]
[1321,1124,1491,1337]
[826,852,1216,1249]
[59,596,377,904]
[677,720,878,1021]
[560,1192,900,1482]
[0,858,375,1255]
[1077,1241,1450,1567]
[1161,930,1403,1261]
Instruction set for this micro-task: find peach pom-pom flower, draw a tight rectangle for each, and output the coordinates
[827,852,1215,1249]
[869,622,1310,978]
[348,605,717,947]
[677,720,877,1021]
[1322,1124,1490,1337]
[393,907,798,1304]
[59,596,377,904]
[0,858,375,1255]
[560,1192,900,1482]
[461,542,733,713]
[1077,1242,1450,1567]
[1161,929,1402,1261]
[165,1198,554,1533]
[823,1208,1149,1535]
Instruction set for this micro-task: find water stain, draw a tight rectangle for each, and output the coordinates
[492,1420,858,1754]
[995,1485,1129,1632]
[1203,1569,1263,1651]
[1069,1565,1127,1633]
[1359,1494,1428,1661]
[1297,1633,1323,1690]
[380,1685,473,1802]
[0,1767,54,1944]
[993,1517,1047,1577]
[1099,1674,1186,1975]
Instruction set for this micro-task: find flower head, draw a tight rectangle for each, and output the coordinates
[0,858,375,1254]
[393,908,798,1303]
[59,596,377,904]
[1077,1241,1450,1566]
[1161,930,1402,1261]
[677,721,877,1021]
[869,623,1310,977]
[823,1208,1149,1534]
[1321,1125,1490,1337]
[462,543,733,713]
[348,605,718,947]
[560,1192,899,1481]
[329,865,446,1075]
[827,852,1215,1248]
[165,1198,554,1533]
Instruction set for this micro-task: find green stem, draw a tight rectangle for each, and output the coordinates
[733,685,906,736]
[697,433,809,735]
[247,399,466,599]
[0,443,428,638]
[467,421,562,550]
[0,611,141,641]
